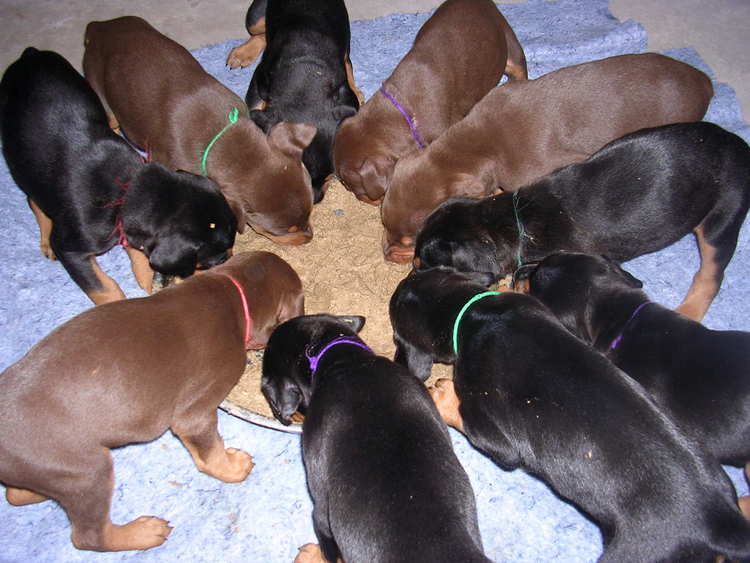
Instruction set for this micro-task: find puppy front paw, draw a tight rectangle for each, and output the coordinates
[429,378,464,432]
[215,448,255,483]
[294,543,329,563]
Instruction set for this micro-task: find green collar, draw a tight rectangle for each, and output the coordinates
[200,107,240,176]
[452,291,501,354]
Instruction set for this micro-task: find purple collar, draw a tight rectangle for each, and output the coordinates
[379,87,426,149]
[609,301,653,350]
[306,337,373,374]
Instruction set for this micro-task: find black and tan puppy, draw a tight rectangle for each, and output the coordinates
[525,251,750,512]
[261,314,490,563]
[238,0,361,202]
[0,251,304,552]
[389,267,750,561]
[414,122,750,321]
[0,48,236,304]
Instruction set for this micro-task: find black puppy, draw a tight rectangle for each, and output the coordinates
[241,0,361,202]
[261,314,490,563]
[414,122,750,322]
[0,48,237,305]
[389,267,750,561]
[526,252,750,510]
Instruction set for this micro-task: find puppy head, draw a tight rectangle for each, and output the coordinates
[127,164,237,277]
[261,314,365,425]
[390,267,489,364]
[414,198,513,286]
[527,252,643,339]
[214,251,305,349]
[333,113,394,205]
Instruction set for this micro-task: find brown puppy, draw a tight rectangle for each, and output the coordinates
[0,251,304,552]
[381,53,713,262]
[83,16,317,245]
[333,0,527,205]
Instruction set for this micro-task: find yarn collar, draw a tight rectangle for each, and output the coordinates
[102,177,131,248]
[305,336,372,374]
[217,273,253,348]
[452,291,501,354]
[379,87,426,149]
[609,301,653,350]
[201,107,240,176]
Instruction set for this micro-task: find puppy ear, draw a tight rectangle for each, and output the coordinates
[337,315,366,333]
[249,108,278,134]
[261,377,302,426]
[224,195,247,234]
[601,255,643,288]
[268,122,317,158]
[148,234,198,278]
[359,155,395,195]
[332,104,358,124]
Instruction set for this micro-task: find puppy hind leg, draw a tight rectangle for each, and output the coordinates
[676,221,739,321]
[173,411,254,483]
[125,246,154,294]
[27,198,55,260]
[60,449,171,551]
[429,378,465,432]
[6,486,48,506]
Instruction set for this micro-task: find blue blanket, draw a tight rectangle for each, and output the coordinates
[1,0,749,561]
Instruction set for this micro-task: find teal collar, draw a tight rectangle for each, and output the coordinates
[452,291,501,354]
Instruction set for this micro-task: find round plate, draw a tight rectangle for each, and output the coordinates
[220,398,302,434]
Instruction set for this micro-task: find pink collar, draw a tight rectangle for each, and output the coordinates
[218,273,253,348]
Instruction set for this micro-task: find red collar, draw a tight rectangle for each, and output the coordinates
[103,178,131,247]
[218,273,253,348]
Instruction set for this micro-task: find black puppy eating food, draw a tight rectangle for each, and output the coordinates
[241,0,361,202]
[0,48,236,304]
[414,122,750,321]
[261,314,490,563]
[389,267,750,561]
[525,252,750,512]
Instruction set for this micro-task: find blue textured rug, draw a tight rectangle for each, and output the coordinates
[1,0,749,561]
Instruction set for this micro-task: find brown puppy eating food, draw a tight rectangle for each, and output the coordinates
[83,16,317,245]
[333,0,527,205]
[0,251,303,552]
[381,53,713,262]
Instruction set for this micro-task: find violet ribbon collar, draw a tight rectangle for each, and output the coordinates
[379,87,426,149]
[306,337,372,374]
[609,301,652,350]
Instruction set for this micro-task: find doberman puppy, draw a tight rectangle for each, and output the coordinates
[261,314,490,563]
[389,267,750,562]
[333,0,527,205]
[414,122,750,321]
[231,0,361,203]
[0,251,304,552]
[525,251,750,515]
[0,48,236,304]
[382,53,713,262]
[83,16,317,245]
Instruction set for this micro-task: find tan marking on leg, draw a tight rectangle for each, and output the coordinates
[226,33,267,68]
[107,112,120,135]
[429,378,464,432]
[85,256,127,305]
[675,225,720,322]
[178,434,254,483]
[125,246,154,294]
[6,486,48,506]
[72,516,172,552]
[28,198,55,260]
[294,543,330,563]
[345,54,365,105]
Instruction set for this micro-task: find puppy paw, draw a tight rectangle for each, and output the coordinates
[294,543,328,563]
[216,448,255,483]
[6,486,48,506]
[76,515,172,551]
[40,242,56,261]
[429,378,464,432]
[226,36,265,68]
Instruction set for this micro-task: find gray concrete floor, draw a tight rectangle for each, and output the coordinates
[1,1,748,120]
